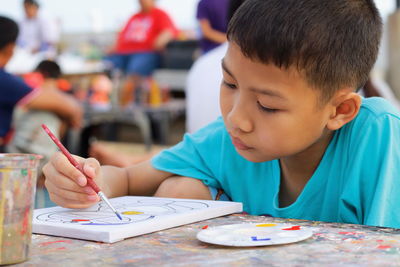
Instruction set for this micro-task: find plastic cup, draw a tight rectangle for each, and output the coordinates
[0,153,42,265]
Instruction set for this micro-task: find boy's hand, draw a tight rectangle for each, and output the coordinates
[42,152,102,209]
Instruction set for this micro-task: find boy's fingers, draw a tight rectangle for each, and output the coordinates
[43,160,85,192]
[46,180,99,204]
[50,152,87,186]
[44,174,95,195]
[83,157,101,179]
[48,193,97,210]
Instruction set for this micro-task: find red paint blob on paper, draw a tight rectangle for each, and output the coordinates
[72,219,90,222]
[377,245,392,250]
[202,225,209,229]
[282,226,301,231]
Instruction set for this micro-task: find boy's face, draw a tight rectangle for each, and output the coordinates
[220,43,334,163]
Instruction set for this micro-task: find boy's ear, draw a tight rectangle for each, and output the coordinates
[326,91,362,131]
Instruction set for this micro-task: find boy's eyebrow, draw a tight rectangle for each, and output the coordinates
[249,87,287,100]
[221,59,234,77]
[221,59,287,101]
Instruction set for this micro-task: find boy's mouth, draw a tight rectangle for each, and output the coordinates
[230,136,252,150]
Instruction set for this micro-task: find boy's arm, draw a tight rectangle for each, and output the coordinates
[44,154,174,209]
[24,87,83,128]
[100,160,173,198]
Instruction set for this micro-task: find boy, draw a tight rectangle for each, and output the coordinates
[43,0,400,228]
[0,16,81,153]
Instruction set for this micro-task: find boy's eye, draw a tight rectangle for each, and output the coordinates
[257,101,279,113]
[222,81,237,89]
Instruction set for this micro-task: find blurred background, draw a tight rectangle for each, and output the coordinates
[1,0,400,207]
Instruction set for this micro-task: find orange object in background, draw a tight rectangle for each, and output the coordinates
[148,78,162,107]
[57,79,72,92]
[23,72,44,88]
[89,74,112,107]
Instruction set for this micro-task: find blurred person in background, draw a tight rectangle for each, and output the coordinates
[17,0,60,58]
[106,0,178,106]
[0,16,81,154]
[7,59,83,175]
[187,0,246,133]
[196,0,229,54]
[89,0,247,165]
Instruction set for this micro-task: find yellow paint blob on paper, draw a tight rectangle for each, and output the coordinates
[122,211,143,215]
[256,223,277,227]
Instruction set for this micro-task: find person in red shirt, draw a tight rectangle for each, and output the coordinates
[107,0,177,105]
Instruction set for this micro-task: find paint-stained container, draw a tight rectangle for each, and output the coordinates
[0,154,41,264]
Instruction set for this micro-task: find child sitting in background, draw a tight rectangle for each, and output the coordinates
[8,59,82,169]
[43,0,400,228]
[0,16,81,154]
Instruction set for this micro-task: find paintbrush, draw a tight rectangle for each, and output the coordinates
[41,124,122,220]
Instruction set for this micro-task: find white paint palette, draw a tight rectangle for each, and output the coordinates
[197,223,313,247]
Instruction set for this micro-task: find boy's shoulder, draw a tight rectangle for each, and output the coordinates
[341,97,400,149]
[359,97,400,119]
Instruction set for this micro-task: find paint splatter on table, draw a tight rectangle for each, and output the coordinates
[15,214,400,266]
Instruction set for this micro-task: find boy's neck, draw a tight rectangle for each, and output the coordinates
[278,129,334,207]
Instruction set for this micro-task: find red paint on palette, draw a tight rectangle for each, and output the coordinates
[282,226,301,231]
[202,225,209,229]
[72,219,90,222]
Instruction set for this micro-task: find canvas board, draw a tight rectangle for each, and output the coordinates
[33,196,243,243]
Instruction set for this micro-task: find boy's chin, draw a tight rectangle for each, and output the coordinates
[236,150,276,163]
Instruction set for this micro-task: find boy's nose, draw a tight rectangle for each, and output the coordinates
[227,102,253,133]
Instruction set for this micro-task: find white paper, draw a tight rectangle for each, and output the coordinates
[32,196,243,243]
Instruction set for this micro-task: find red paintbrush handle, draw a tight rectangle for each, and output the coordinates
[85,176,101,193]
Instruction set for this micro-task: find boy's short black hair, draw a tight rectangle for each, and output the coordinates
[227,0,247,22]
[35,60,62,79]
[227,0,382,102]
[0,16,19,50]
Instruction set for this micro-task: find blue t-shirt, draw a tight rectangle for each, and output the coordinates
[0,68,32,138]
[152,97,400,228]
[196,0,229,53]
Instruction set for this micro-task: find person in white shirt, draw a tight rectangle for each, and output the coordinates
[17,0,59,57]
[186,0,246,133]
[186,43,227,133]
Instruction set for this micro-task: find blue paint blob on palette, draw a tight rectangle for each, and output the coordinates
[196,223,313,247]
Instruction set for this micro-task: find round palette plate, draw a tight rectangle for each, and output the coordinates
[197,223,313,247]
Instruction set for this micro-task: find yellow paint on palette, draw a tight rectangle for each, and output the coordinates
[122,211,143,215]
[256,223,277,227]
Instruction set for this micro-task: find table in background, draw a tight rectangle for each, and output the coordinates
[16,214,400,266]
